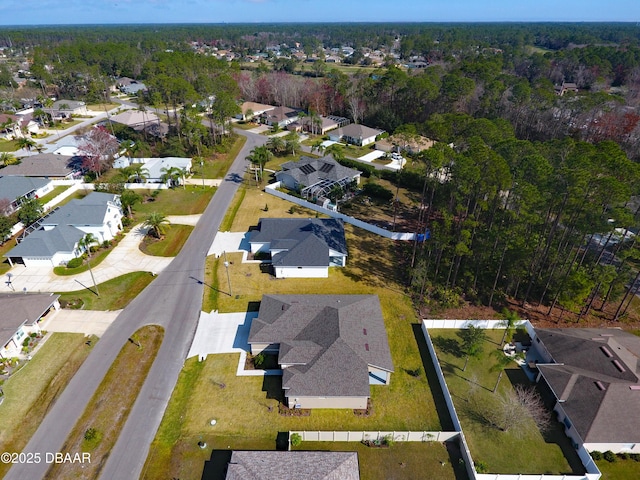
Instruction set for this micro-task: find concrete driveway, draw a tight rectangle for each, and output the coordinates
[208,231,250,257]
[187,310,257,359]
[42,309,121,336]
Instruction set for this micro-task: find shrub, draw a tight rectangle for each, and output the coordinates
[362,182,394,202]
[254,353,265,368]
[618,452,630,461]
[84,428,97,441]
[29,332,38,338]
[475,460,489,473]
[590,451,602,461]
[66,257,84,269]
[290,433,302,447]
[604,450,616,463]
[631,453,640,462]
[22,338,30,347]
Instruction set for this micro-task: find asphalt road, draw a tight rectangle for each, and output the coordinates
[5,129,266,480]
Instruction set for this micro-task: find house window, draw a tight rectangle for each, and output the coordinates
[563,417,572,429]
[16,329,24,340]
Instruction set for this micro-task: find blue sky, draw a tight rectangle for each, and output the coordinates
[0,0,638,25]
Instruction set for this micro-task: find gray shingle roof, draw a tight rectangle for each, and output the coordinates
[332,123,383,140]
[0,176,50,202]
[250,218,347,268]
[249,295,393,398]
[0,293,60,347]
[536,328,640,444]
[42,192,119,227]
[0,153,78,178]
[226,451,360,480]
[7,224,84,258]
[276,155,360,188]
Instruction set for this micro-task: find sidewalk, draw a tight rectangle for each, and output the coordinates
[1,217,201,293]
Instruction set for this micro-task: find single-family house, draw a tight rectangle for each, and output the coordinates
[248,294,394,409]
[109,110,162,132]
[375,134,435,154]
[0,293,60,358]
[0,176,53,215]
[224,451,360,480]
[49,100,87,119]
[554,81,579,96]
[275,155,361,199]
[532,327,640,453]
[289,115,348,135]
[121,82,147,96]
[114,157,192,185]
[261,106,299,128]
[5,192,123,267]
[0,153,81,180]
[0,114,22,140]
[328,123,384,146]
[250,218,347,278]
[235,102,276,121]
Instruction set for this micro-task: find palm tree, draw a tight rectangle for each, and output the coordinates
[491,349,516,393]
[0,152,16,166]
[143,212,169,239]
[310,139,325,155]
[246,146,272,183]
[284,132,300,156]
[78,233,100,297]
[15,137,36,153]
[497,308,520,345]
[160,166,185,189]
[266,136,286,156]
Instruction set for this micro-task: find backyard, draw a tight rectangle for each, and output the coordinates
[429,328,585,475]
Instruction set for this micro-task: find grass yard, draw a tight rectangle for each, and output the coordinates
[37,185,70,205]
[53,244,115,276]
[57,271,155,310]
[0,333,97,478]
[597,457,640,479]
[430,328,584,475]
[139,224,193,256]
[133,186,215,218]
[45,325,163,480]
[86,102,119,111]
[295,441,463,480]
[204,134,247,179]
[0,139,19,152]
[220,184,319,234]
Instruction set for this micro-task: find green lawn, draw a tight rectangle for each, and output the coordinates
[597,457,640,479]
[430,328,584,475]
[139,224,193,256]
[0,333,97,478]
[57,272,155,310]
[53,245,115,276]
[132,186,215,218]
[200,134,247,179]
[296,442,462,480]
[45,325,163,480]
[0,139,19,152]
[37,185,70,205]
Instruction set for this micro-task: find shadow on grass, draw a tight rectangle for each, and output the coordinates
[73,278,99,296]
[189,275,229,296]
[445,439,472,480]
[262,375,285,402]
[412,324,455,431]
[505,370,586,475]
[431,335,463,358]
[201,450,232,480]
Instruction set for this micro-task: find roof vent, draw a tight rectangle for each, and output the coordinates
[595,381,606,391]
[630,385,640,391]
[363,328,367,335]
[600,333,614,337]
[364,343,369,351]
[612,359,626,372]
[600,346,613,358]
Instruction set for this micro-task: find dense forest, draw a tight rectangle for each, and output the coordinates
[3,22,640,320]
